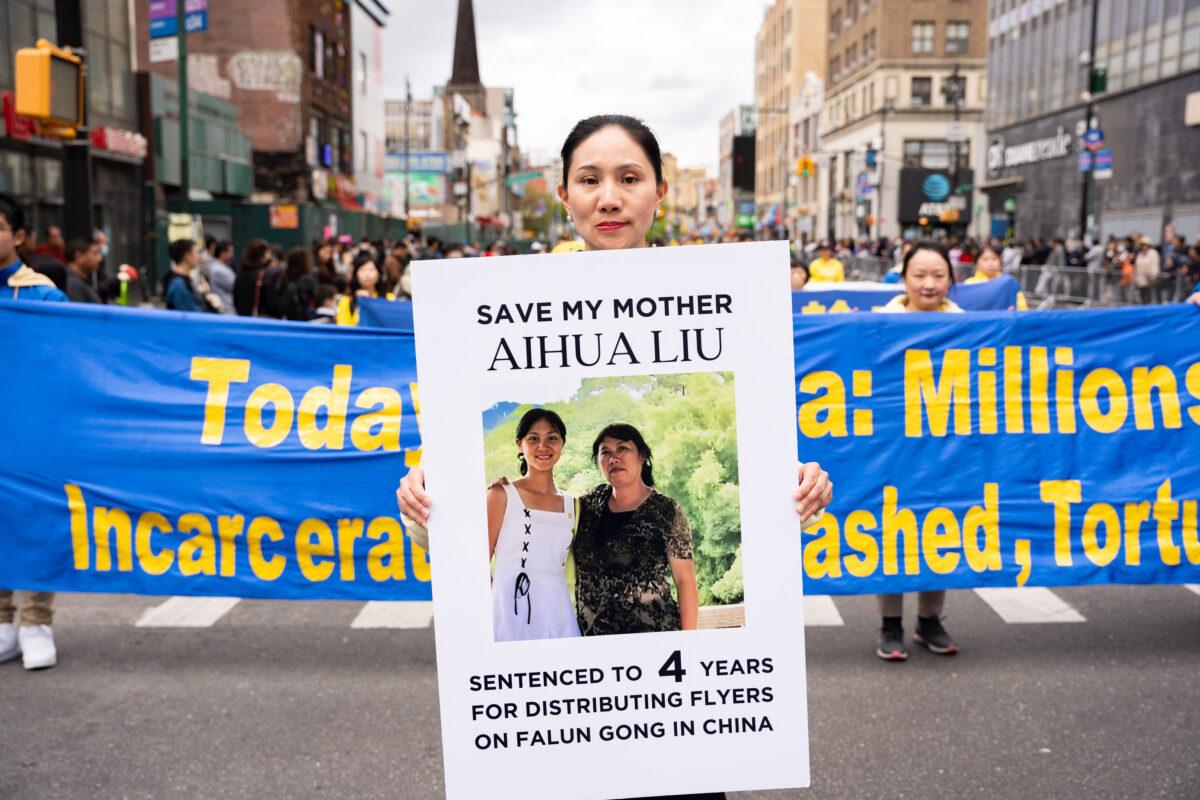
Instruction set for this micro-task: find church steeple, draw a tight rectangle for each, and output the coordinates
[449,0,482,88]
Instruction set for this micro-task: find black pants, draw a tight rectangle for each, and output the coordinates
[619,794,727,800]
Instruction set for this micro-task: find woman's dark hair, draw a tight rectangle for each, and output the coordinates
[591,423,654,487]
[977,243,1002,260]
[560,115,663,189]
[514,408,567,476]
[284,246,312,281]
[900,239,955,284]
[239,239,270,272]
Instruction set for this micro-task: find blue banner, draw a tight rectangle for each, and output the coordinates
[793,275,1021,314]
[2,300,1197,599]
[358,296,413,331]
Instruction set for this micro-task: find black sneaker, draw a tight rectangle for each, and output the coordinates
[914,616,959,655]
[876,623,908,661]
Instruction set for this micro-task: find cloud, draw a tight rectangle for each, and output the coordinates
[380,1,763,172]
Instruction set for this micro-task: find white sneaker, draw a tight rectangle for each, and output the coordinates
[0,622,18,663]
[18,625,57,670]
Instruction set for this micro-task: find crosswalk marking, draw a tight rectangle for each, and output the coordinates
[1184,584,1200,598]
[351,601,435,629]
[135,597,241,628]
[802,594,844,626]
[973,587,1086,623]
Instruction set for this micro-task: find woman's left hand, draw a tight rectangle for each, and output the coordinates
[795,461,833,521]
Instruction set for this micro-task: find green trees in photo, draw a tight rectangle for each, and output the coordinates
[482,372,743,605]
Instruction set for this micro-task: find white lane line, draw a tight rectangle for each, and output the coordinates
[135,597,241,628]
[802,595,845,626]
[1184,584,1200,598]
[973,587,1086,623]
[351,601,434,629]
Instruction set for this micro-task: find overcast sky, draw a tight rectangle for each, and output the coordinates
[380,0,764,173]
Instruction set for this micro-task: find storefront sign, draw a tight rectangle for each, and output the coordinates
[90,126,149,160]
[310,168,328,201]
[268,204,300,230]
[986,127,1073,179]
[898,168,974,225]
[2,93,35,141]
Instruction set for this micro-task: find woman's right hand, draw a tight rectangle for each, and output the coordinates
[396,467,431,527]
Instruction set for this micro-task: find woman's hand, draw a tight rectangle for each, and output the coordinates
[795,461,833,522]
[1189,292,1200,307]
[396,467,431,527]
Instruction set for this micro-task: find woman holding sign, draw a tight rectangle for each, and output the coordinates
[874,240,961,661]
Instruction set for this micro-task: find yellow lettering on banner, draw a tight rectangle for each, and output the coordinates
[1132,366,1182,430]
[1040,480,1081,566]
[177,513,217,576]
[135,512,175,575]
[798,372,847,438]
[1003,346,1025,433]
[904,349,970,437]
[1182,501,1200,565]
[922,507,961,574]
[411,536,432,582]
[1029,347,1051,433]
[1081,503,1121,567]
[1014,538,1032,587]
[1186,364,1200,426]
[1054,348,1077,434]
[1079,368,1128,433]
[843,510,879,577]
[296,518,335,582]
[350,388,403,451]
[963,483,1002,572]
[978,348,998,435]
[1123,501,1149,566]
[248,517,286,580]
[93,506,132,572]
[367,517,407,581]
[803,515,842,579]
[1152,480,1181,566]
[190,357,251,445]
[298,365,353,450]
[405,382,423,468]
[851,370,874,436]
[337,518,365,581]
[217,515,245,577]
[881,486,920,575]
[245,384,295,448]
[65,484,89,570]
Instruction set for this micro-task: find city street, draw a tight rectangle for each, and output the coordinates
[3,584,1196,799]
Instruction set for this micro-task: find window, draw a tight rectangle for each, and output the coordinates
[946,21,970,53]
[359,52,367,94]
[846,0,856,23]
[831,55,841,81]
[867,29,877,56]
[911,76,932,106]
[831,10,842,36]
[360,131,369,174]
[311,27,325,78]
[942,75,967,106]
[903,140,951,169]
[849,44,858,67]
[912,21,935,54]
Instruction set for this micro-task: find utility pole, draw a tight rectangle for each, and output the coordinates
[403,75,411,222]
[950,63,962,235]
[177,0,190,214]
[877,100,891,241]
[55,0,93,244]
[1079,0,1101,242]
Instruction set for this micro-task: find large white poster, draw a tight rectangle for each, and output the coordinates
[412,241,809,799]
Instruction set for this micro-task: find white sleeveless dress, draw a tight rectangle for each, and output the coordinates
[492,483,580,642]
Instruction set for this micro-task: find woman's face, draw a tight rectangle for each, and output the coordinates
[790,266,808,291]
[357,261,379,290]
[596,436,645,489]
[557,126,667,252]
[318,244,332,263]
[977,249,1001,278]
[903,250,952,311]
[518,419,564,473]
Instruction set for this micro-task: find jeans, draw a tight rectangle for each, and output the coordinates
[0,591,55,626]
[877,591,945,618]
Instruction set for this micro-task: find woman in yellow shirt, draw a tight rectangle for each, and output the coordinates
[962,243,1028,310]
[336,252,394,326]
[875,240,960,660]
[807,241,845,282]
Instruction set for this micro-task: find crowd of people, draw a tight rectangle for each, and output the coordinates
[785,231,1200,305]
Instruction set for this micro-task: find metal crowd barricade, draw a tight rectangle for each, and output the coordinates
[844,256,894,282]
[1018,264,1194,308]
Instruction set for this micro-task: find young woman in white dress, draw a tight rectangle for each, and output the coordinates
[489,408,580,642]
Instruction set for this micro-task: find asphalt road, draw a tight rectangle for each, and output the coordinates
[1,584,1197,800]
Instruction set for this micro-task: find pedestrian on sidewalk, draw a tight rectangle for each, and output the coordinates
[0,192,64,670]
[65,238,104,304]
[163,238,216,312]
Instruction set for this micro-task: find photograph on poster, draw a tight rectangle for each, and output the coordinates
[481,372,744,643]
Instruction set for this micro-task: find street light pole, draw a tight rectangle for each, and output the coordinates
[403,75,411,222]
[177,0,189,214]
[1079,0,1101,242]
[55,0,93,244]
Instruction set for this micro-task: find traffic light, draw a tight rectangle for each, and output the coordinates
[1089,67,1107,94]
[14,39,84,129]
[795,155,816,177]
